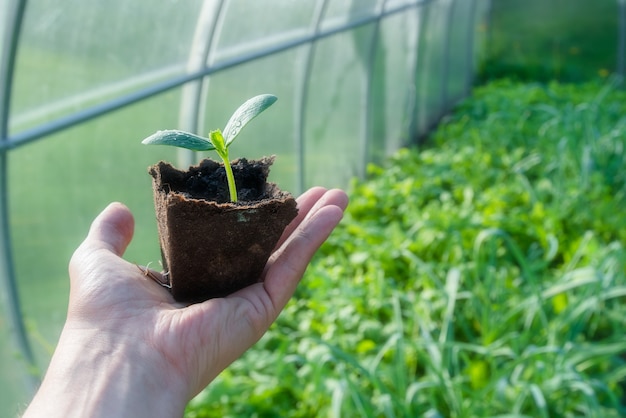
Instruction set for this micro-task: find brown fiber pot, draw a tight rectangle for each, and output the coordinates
[148,156,298,303]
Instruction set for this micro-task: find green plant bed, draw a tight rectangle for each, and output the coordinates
[481,0,618,84]
[185,78,626,417]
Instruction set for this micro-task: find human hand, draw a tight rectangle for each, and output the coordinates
[23,187,348,418]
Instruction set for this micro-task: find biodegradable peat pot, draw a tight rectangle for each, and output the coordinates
[149,156,298,303]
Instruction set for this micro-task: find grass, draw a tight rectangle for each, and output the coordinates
[185,78,626,417]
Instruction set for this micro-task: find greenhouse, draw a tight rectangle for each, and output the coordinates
[2,0,626,416]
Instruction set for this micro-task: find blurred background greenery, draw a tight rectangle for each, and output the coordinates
[481,0,621,83]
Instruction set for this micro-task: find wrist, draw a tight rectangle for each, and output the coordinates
[23,326,188,418]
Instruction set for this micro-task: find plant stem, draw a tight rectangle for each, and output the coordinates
[209,130,238,203]
[222,157,238,202]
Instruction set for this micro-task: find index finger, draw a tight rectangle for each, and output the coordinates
[263,192,347,311]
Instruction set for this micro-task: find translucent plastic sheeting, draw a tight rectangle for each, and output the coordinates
[1,0,491,414]
[210,1,319,62]
[414,1,450,136]
[0,3,7,51]
[302,31,367,186]
[446,0,476,103]
[10,0,206,132]
[376,10,421,158]
[201,52,301,191]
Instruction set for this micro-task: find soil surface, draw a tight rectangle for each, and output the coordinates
[155,156,277,203]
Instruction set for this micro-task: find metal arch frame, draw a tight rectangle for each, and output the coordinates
[407,2,426,142]
[439,0,456,114]
[359,0,389,178]
[177,0,227,168]
[464,0,479,97]
[0,0,39,390]
[411,0,458,123]
[618,0,626,79]
[293,0,331,194]
[412,0,445,139]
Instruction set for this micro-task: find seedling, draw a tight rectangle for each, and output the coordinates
[142,94,277,202]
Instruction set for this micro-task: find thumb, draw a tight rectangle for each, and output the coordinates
[83,202,135,257]
[67,202,135,304]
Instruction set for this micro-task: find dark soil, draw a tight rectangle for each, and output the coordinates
[157,156,275,203]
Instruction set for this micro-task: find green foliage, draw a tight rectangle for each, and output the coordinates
[186,79,626,417]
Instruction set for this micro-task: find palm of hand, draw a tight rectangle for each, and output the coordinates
[64,187,347,400]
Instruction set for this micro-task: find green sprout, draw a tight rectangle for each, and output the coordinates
[142,94,277,202]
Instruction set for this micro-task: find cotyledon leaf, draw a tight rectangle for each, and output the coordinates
[141,129,216,151]
[222,94,277,146]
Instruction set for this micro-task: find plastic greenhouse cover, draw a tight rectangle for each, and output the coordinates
[10,0,207,133]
